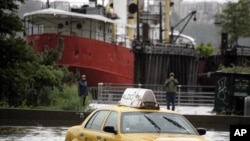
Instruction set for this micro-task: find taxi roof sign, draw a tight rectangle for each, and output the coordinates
[119,88,159,109]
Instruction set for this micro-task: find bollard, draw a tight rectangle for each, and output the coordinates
[178,85,181,107]
[244,96,250,116]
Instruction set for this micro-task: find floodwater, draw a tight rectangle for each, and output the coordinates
[0,126,229,141]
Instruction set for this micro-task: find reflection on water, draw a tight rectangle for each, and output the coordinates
[0,126,68,141]
[205,130,229,141]
[0,126,229,141]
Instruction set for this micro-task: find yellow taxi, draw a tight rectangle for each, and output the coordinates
[65,88,208,141]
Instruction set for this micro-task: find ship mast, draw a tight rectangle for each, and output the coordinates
[137,0,171,44]
[46,0,50,8]
[127,0,138,41]
[136,0,140,42]
[164,0,170,43]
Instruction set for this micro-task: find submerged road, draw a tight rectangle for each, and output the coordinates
[0,126,229,141]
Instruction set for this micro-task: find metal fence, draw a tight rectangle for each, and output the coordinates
[89,83,215,107]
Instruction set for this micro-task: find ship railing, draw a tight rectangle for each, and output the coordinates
[89,83,215,107]
[24,24,133,48]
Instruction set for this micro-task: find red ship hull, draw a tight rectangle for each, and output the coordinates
[26,34,135,87]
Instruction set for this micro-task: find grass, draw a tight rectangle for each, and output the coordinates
[46,84,95,112]
[0,84,96,112]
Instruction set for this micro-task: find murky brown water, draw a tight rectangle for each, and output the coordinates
[0,126,229,141]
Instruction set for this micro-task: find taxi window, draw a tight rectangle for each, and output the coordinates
[103,111,118,131]
[85,110,109,131]
[121,112,197,134]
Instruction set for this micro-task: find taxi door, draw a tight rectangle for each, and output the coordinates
[80,110,111,141]
[79,129,99,141]
[80,129,121,141]
[98,111,119,141]
[96,132,117,141]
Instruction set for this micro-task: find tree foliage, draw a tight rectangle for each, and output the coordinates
[218,64,250,73]
[195,43,214,58]
[217,0,250,44]
[0,0,76,107]
[0,0,25,37]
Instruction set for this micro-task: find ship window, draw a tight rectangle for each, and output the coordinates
[58,23,64,29]
[76,23,82,29]
[65,21,69,25]
[74,50,79,56]
[99,24,102,31]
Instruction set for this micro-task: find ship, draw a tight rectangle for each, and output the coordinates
[22,0,135,87]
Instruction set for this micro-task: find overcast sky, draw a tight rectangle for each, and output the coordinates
[40,0,106,4]
[40,0,239,4]
[38,0,239,6]
[184,0,238,2]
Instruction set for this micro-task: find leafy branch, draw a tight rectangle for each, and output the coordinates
[218,63,250,73]
[195,43,214,58]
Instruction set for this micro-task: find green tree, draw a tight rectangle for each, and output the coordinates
[0,0,76,107]
[195,43,214,59]
[0,0,33,106]
[217,0,250,45]
[0,0,25,37]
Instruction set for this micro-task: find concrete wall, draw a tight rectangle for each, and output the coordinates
[0,108,89,127]
[1,108,250,131]
[185,115,250,131]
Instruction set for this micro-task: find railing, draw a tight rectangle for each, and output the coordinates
[89,83,215,107]
[24,24,133,48]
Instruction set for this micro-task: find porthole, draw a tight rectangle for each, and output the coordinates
[76,23,82,29]
[58,23,64,29]
[74,50,79,56]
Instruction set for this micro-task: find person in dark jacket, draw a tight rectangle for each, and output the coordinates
[78,74,88,106]
[164,72,178,111]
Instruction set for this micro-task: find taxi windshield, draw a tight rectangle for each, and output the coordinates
[121,112,197,134]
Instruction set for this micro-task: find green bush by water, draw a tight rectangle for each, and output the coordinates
[43,84,94,112]
[0,84,95,112]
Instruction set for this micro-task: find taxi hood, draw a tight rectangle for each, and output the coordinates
[121,133,207,141]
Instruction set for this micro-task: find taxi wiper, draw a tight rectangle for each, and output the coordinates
[162,116,190,134]
[144,115,161,133]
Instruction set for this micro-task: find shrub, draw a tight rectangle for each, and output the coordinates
[195,43,214,58]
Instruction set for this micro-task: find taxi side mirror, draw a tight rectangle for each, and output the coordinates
[103,126,117,134]
[196,128,206,135]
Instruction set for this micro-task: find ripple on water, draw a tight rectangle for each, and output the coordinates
[0,126,229,141]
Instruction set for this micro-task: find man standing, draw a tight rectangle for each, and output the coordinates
[78,74,88,106]
[164,72,178,111]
